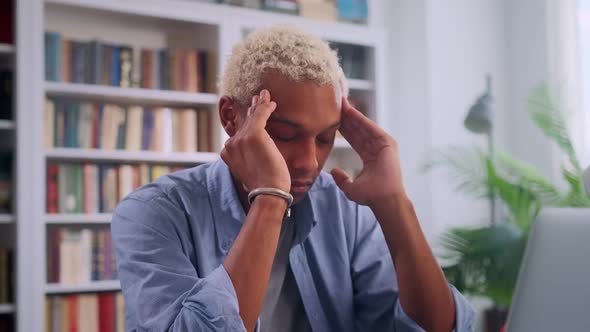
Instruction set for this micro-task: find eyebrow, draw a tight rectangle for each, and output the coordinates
[268,115,340,131]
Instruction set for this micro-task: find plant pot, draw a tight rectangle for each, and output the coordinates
[485,307,509,332]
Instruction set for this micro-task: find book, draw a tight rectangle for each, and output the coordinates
[98,293,115,332]
[47,163,59,213]
[0,0,14,44]
[110,46,121,87]
[54,100,65,147]
[71,41,87,84]
[79,103,94,149]
[89,40,104,85]
[116,293,125,332]
[45,32,62,82]
[126,106,143,151]
[0,248,13,303]
[197,110,211,152]
[179,109,198,152]
[263,0,299,13]
[118,165,134,200]
[78,294,99,332]
[336,0,368,23]
[45,99,55,148]
[82,163,100,213]
[299,0,338,21]
[0,70,13,120]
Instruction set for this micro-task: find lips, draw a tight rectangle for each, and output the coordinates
[291,180,313,194]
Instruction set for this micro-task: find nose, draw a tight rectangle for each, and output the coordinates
[290,139,319,174]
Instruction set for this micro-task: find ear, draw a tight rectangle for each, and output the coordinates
[219,96,242,137]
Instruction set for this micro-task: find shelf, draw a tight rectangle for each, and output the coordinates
[347,79,374,91]
[45,280,121,294]
[46,213,112,224]
[0,304,15,314]
[333,137,352,149]
[0,214,15,224]
[45,82,219,107]
[0,120,15,130]
[46,148,219,164]
[0,44,15,54]
[45,0,382,47]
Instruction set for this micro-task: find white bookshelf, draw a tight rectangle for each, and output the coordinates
[45,213,111,224]
[0,303,15,314]
[45,82,219,107]
[45,280,121,294]
[14,0,388,331]
[46,148,219,164]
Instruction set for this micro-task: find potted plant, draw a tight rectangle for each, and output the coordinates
[425,84,590,332]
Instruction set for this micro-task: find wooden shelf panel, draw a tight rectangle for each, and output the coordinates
[46,213,112,224]
[45,82,218,107]
[45,280,121,294]
[0,44,15,54]
[0,304,15,314]
[45,148,219,164]
[0,214,15,224]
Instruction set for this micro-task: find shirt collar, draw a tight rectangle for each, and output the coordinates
[206,159,319,254]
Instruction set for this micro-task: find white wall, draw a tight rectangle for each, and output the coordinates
[375,0,513,243]
[505,0,560,181]
[426,0,510,236]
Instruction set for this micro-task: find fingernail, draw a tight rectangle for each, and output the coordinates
[260,89,268,99]
[252,95,257,106]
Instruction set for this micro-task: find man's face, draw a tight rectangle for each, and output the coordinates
[247,74,341,204]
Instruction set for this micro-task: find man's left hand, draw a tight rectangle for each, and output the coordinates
[331,97,406,207]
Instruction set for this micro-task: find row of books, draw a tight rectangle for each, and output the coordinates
[0,248,13,304]
[210,0,368,23]
[331,42,368,80]
[47,228,116,284]
[45,99,213,153]
[0,153,11,214]
[46,292,125,332]
[45,31,213,92]
[46,162,185,214]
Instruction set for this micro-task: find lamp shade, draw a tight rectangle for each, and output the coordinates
[464,94,492,134]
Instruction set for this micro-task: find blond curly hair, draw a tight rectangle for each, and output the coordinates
[220,26,348,108]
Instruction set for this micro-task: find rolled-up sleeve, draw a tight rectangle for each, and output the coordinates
[112,195,246,331]
[351,205,475,332]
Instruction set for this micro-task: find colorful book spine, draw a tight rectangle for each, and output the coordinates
[44,31,62,82]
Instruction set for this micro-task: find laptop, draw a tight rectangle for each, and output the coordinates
[506,208,590,332]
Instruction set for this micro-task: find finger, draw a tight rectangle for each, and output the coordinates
[260,89,270,103]
[248,90,277,128]
[330,168,354,197]
[340,97,387,155]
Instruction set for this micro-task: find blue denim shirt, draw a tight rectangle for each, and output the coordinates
[112,159,475,331]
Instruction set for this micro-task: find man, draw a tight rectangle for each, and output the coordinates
[112,26,474,331]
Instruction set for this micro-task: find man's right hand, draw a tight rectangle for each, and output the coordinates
[220,89,291,193]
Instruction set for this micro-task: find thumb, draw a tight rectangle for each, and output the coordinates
[331,168,354,197]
